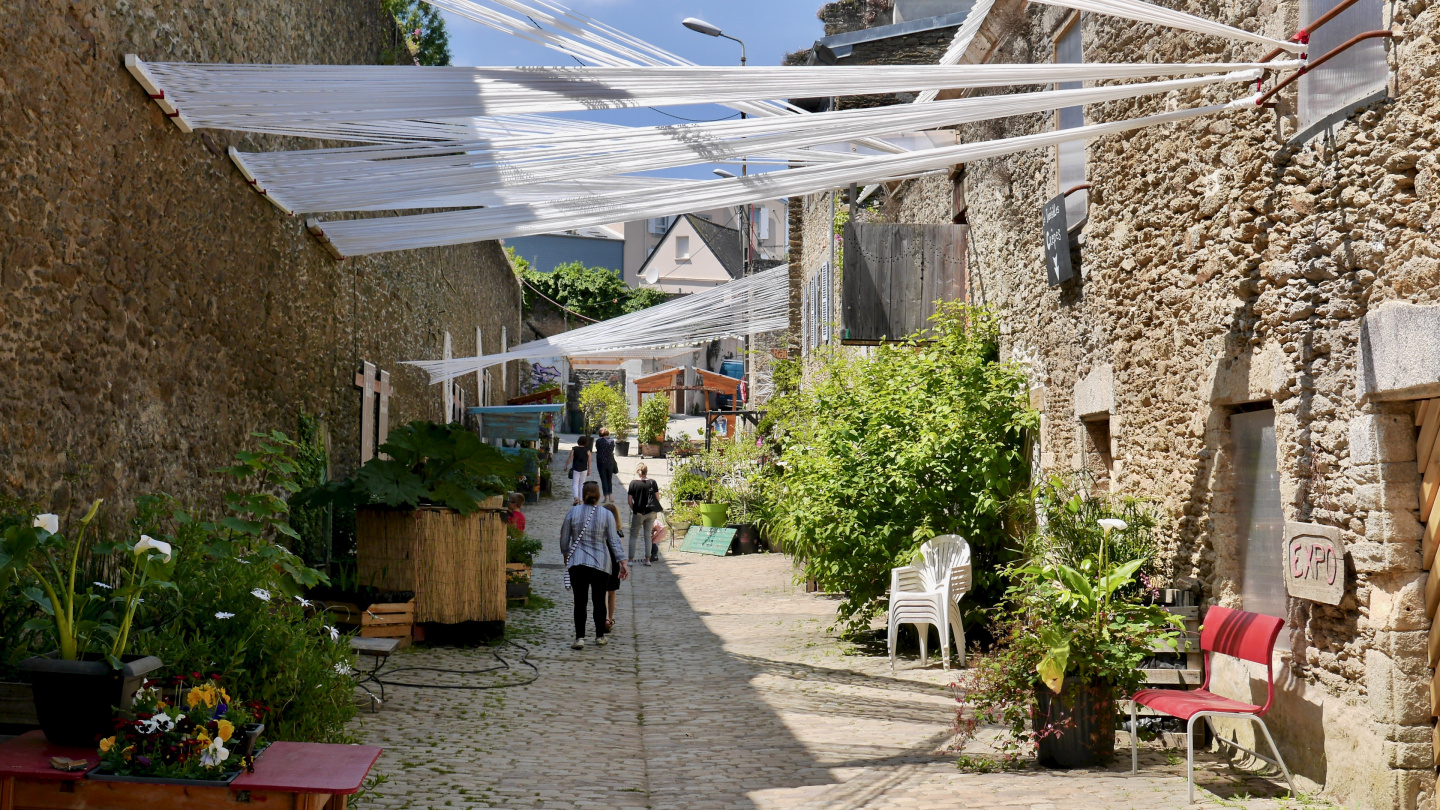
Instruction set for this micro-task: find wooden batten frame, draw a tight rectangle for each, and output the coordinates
[1415,397,1440,772]
[123,55,194,132]
[305,218,347,261]
[228,147,297,216]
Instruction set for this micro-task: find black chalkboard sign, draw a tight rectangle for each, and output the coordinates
[1043,193,1073,287]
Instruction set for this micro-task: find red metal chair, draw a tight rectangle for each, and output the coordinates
[1129,605,1296,803]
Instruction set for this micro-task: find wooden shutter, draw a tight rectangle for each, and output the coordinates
[821,262,832,343]
[801,274,810,354]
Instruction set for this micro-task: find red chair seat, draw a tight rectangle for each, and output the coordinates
[1132,688,1262,721]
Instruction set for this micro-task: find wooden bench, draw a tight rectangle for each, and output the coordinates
[0,731,380,810]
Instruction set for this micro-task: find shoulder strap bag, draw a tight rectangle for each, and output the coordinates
[562,506,597,591]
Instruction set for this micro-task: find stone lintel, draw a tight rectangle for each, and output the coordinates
[1073,363,1113,421]
[1358,302,1440,403]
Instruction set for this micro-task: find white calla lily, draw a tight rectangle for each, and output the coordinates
[134,535,173,563]
[251,588,271,602]
[33,514,59,534]
[1097,518,1128,534]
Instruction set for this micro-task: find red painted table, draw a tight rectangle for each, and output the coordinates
[0,731,380,810]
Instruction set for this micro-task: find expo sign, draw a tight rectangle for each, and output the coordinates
[1282,522,1346,606]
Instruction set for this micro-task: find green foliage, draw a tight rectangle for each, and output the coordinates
[130,495,356,743]
[637,394,670,444]
[289,414,331,567]
[665,439,767,523]
[517,260,664,322]
[1023,474,1161,584]
[295,422,518,516]
[762,304,1037,634]
[381,0,451,66]
[577,382,628,438]
[506,529,542,566]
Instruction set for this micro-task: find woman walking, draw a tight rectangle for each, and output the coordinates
[627,463,662,566]
[560,482,628,650]
[565,435,594,504]
[602,502,624,632]
[594,427,619,503]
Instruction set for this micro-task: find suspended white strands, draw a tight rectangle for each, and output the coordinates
[314,97,1258,256]
[133,60,1291,134]
[915,0,999,104]
[1029,0,1303,52]
[407,264,792,385]
[233,73,1258,213]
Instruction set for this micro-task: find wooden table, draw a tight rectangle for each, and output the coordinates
[0,731,380,810]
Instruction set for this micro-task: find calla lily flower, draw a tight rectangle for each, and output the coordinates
[1097,518,1128,533]
[134,535,173,562]
[33,514,59,534]
[251,588,271,601]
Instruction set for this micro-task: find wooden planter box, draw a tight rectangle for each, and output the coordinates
[322,600,415,650]
[505,563,532,605]
[357,500,507,626]
[0,681,38,727]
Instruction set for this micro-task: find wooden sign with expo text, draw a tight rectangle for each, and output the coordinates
[1282,522,1346,605]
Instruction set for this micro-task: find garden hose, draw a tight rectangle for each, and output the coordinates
[374,639,539,690]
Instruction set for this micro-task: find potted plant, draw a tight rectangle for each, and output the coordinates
[91,676,262,786]
[637,395,669,458]
[294,421,518,632]
[954,519,1182,769]
[505,529,541,601]
[0,503,172,745]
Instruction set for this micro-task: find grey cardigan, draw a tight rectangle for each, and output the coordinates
[560,504,625,574]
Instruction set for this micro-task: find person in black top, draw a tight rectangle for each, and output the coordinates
[566,436,593,504]
[627,463,662,566]
[594,427,619,503]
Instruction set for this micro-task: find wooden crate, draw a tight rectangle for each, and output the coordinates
[323,600,414,649]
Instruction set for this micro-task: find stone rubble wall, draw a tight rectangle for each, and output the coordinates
[0,0,522,515]
[790,0,1440,802]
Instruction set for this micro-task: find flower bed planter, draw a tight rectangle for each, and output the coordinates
[506,563,532,604]
[322,599,416,650]
[19,654,162,747]
[1033,679,1115,768]
[639,443,664,458]
[356,501,507,633]
[88,764,242,787]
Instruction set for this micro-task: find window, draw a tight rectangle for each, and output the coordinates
[758,210,771,242]
[1081,416,1113,491]
[1054,15,1087,228]
[648,216,673,235]
[1299,0,1388,134]
[1231,406,1291,650]
[676,235,690,260]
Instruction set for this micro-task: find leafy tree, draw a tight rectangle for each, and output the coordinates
[382,0,451,66]
[509,252,668,322]
[623,287,669,313]
[762,304,1037,636]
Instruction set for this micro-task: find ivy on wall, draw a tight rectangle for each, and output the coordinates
[508,248,668,322]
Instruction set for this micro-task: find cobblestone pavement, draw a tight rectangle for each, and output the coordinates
[349,436,1332,810]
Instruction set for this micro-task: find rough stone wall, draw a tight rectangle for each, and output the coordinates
[0,0,522,515]
[790,0,1440,803]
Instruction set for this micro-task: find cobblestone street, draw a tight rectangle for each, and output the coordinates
[349,441,1330,810]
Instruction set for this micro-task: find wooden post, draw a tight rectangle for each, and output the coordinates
[377,370,392,455]
[476,327,485,407]
[354,361,377,463]
[501,327,508,399]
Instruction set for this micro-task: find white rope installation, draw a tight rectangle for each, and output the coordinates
[134,60,1290,134]
[314,97,1257,256]
[1030,0,1303,52]
[407,264,792,384]
[231,73,1258,213]
[915,0,999,104]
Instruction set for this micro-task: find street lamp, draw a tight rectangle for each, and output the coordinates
[681,17,746,65]
[712,169,736,179]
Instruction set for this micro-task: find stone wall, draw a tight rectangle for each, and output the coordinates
[0,0,523,515]
[789,0,1440,803]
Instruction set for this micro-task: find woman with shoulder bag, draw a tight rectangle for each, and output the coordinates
[560,482,628,649]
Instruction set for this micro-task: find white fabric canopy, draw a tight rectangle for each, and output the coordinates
[313,97,1258,256]
[915,0,998,104]
[1031,0,1303,52]
[135,60,1288,134]
[232,73,1258,213]
[408,264,790,384]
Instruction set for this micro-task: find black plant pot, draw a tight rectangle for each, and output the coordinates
[19,653,163,747]
[727,523,760,555]
[1033,679,1115,768]
[239,722,265,763]
[616,440,630,457]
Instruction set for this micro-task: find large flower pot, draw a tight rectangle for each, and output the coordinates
[697,503,729,528]
[20,653,163,746]
[1033,679,1115,768]
[639,443,664,458]
[728,523,761,554]
[616,440,631,457]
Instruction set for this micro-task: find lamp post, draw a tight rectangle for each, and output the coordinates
[684,17,752,275]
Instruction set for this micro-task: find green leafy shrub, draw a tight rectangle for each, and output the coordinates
[763,304,1037,635]
[637,394,670,444]
[577,382,626,437]
[506,530,542,566]
[381,0,451,66]
[289,414,331,567]
[1023,474,1161,585]
[295,421,517,516]
[513,257,666,321]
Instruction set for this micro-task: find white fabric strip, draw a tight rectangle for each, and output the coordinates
[915,0,998,104]
[135,60,1292,132]
[407,264,791,384]
[315,101,1236,256]
[1029,0,1303,52]
[235,74,1254,213]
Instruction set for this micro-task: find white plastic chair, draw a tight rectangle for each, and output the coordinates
[888,534,972,671]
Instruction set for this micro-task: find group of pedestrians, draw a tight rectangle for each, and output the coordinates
[560,432,666,650]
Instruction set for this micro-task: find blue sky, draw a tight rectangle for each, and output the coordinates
[439,0,830,178]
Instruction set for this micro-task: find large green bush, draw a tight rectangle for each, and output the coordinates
[510,252,666,321]
[637,394,670,444]
[764,304,1037,635]
[577,382,628,438]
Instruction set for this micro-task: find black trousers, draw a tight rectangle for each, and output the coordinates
[570,565,609,639]
[598,465,616,498]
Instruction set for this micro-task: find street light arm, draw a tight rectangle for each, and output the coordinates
[718,33,747,65]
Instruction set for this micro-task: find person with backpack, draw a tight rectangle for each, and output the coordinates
[627,463,662,566]
[560,482,627,650]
